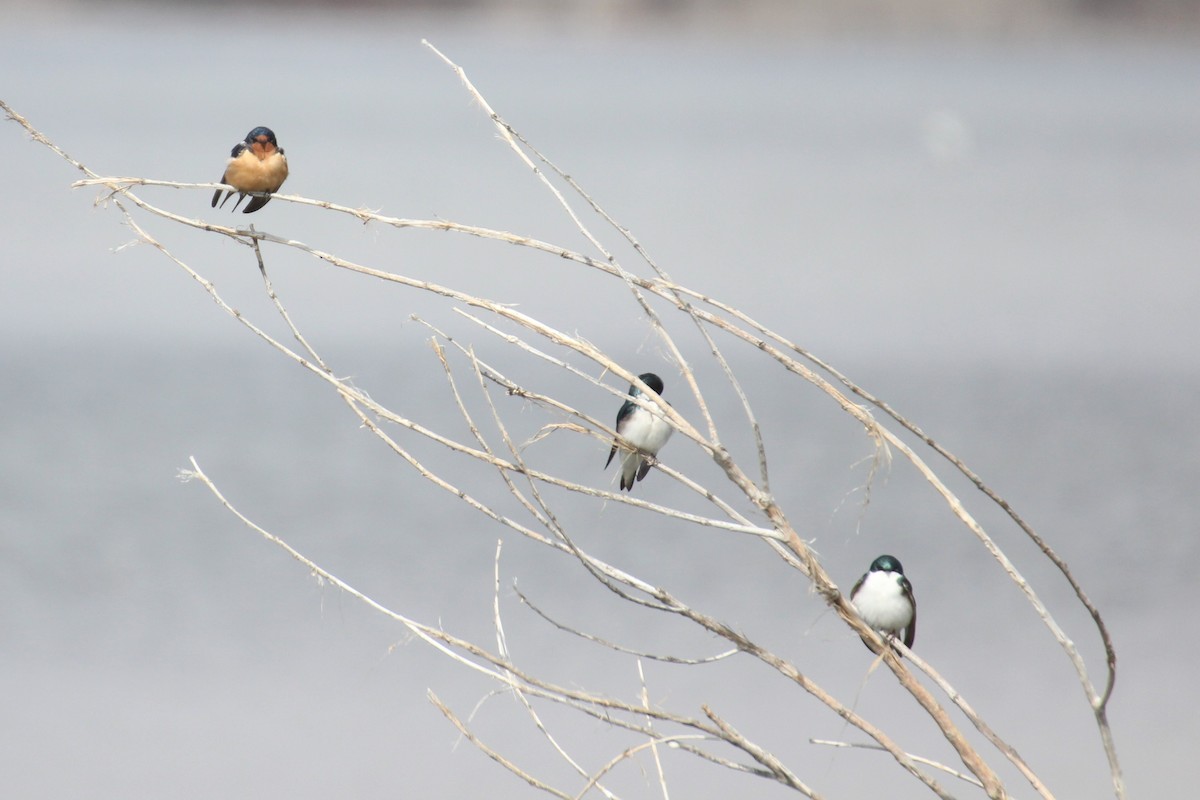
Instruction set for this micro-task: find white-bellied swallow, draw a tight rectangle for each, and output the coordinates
[211,126,289,213]
[850,554,916,651]
[605,372,673,492]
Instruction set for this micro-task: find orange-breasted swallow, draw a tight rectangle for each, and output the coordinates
[211,126,289,214]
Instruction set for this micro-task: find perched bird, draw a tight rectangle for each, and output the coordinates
[850,554,917,651]
[605,372,673,492]
[211,126,289,213]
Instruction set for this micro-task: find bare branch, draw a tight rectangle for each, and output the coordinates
[431,691,574,800]
[702,706,823,799]
[515,586,739,666]
[811,739,988,792]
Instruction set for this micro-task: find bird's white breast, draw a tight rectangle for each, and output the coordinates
[622,404,673,454]
[852,571,913,632]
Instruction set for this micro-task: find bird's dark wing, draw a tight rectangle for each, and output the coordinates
[242,193,271,213]
[605,398,635,469]
[902,575,916,649]
[635,456,654,483]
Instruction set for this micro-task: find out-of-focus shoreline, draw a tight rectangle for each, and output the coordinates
[3,0,1198,38]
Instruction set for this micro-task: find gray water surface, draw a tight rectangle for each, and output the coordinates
[2,8,1196,799]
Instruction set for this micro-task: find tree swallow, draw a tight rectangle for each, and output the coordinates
[211,126,289,213]
[850,554,916,650]
[605,372,673,492]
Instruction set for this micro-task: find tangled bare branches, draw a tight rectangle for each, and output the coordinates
[1,42,1123,800]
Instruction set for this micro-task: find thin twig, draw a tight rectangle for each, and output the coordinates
[811,739,990,792]
[637,660,671,800]
[516,586,739,666]
[431,691,574,800]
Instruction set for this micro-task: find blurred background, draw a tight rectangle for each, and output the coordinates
[2,2,1197,798]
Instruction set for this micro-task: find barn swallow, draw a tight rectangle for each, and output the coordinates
[850,554,917,651]
[211,126,289,214]
[605,372,673,492]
